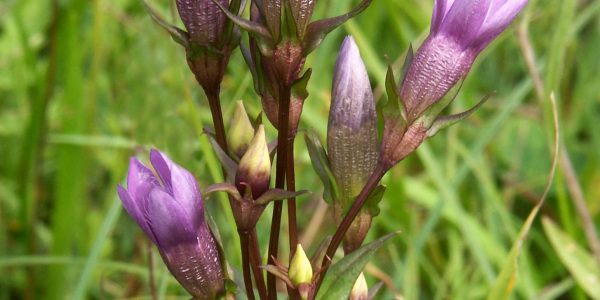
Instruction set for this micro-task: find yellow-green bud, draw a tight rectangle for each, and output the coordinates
[289,244,313,287]
[227,100,255,159]
[349,272,368,300]
[235,125,271,199]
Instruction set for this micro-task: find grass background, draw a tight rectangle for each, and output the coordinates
[1,0,600,298]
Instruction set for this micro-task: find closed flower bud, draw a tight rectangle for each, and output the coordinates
[235,125,271,199]
[350,272,368,300]
[328,36,378,253]
[117,150,226,299]
[227,100,255,159]
[289,244,313,287]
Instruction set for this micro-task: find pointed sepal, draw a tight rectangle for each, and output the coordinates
[383,55,406,125]
[207,135,239,182]
[398,44,414,87]
[414,74,466,126]
[302,0,373,55]
[210,0,275,54]
[254,188,310,205]
[141,0,191,49]
[205,182,243,201]
[304,129,339,203]
[426,91,494,138]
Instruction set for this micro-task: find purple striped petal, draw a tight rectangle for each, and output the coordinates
[146,187,197,250]
[431,0,455,33]
[439,0,492,49]
[117,185,157,245]
[126,157,160,200]
[472,0,529,52]
[150,149,204,227]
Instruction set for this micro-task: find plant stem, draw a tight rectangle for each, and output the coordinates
[206,90,228,153]
[311,163,387,298]
[287,137,298,256]
[267,83,293,299]
[250,230,268,299]
[240,234,256,300]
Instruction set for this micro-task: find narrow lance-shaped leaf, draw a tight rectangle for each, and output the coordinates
[426,91,494,138]
[316,232,398,300]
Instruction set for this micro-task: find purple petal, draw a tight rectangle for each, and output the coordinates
[117,185,157,245]
[438,0,492,49]
[126,157,160,200]
[472,0,529,53]
[146,187,197,250]
[431,0,455,33]
[150,149,204,225]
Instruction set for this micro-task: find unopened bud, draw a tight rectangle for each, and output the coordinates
[235,125,270,199]
[289,244,313,287]
[350,272,368,300]
[227,100,255,159]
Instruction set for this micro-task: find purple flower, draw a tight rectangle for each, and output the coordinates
[117,149,226,299]
[401,0,529,121]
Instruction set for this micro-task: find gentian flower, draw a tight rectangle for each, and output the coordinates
[381,0,528,168]
[327,36,382,253]
[117,149,228,299]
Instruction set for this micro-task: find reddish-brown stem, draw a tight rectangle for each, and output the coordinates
[240,233,256,300]
[267,83,292,299]
[287,136,298,257]
[311,163,387,298]
[250,230,268,299]
[206,90,228,153]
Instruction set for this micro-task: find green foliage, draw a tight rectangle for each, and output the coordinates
[1,0,600,299]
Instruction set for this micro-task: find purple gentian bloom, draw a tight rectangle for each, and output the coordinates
[117,149,225,299]
[401,0,529,121]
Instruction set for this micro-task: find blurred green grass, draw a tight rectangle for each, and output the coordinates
[1,0,600,299]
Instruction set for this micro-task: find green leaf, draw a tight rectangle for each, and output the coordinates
[316,232,398,300]
[254,188,310,205]
[303,130,339,204]
[363,184,386,217]
[542,217,600,300]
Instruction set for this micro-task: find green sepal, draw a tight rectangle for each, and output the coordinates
[210,0,275,55]
[426,91,494,138]
[260,265,294,288]
[316,232,398,300]
[303,129,339,203]
[309,235,332,272]
[367,281,384,300]
[415,74,466,127]
[140,0,190,49]
[240,42,261,94]
[292,68,312,101]
[219,279,239,299]
[205,182,242,201]
[207,136,238,182]
[383,55,406,125]
[301,0,373,55]
[398,43,414,87]
[363,184,386,217]
[281,0,300,44]
[254,188,310,205]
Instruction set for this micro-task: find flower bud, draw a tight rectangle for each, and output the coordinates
[227,100,255,159]
[350,272,368,300]
[289,244,313,287]
[327,36,379,253]
[235,125,271,199]
[117,150,227,299]
[176,0,228,47]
